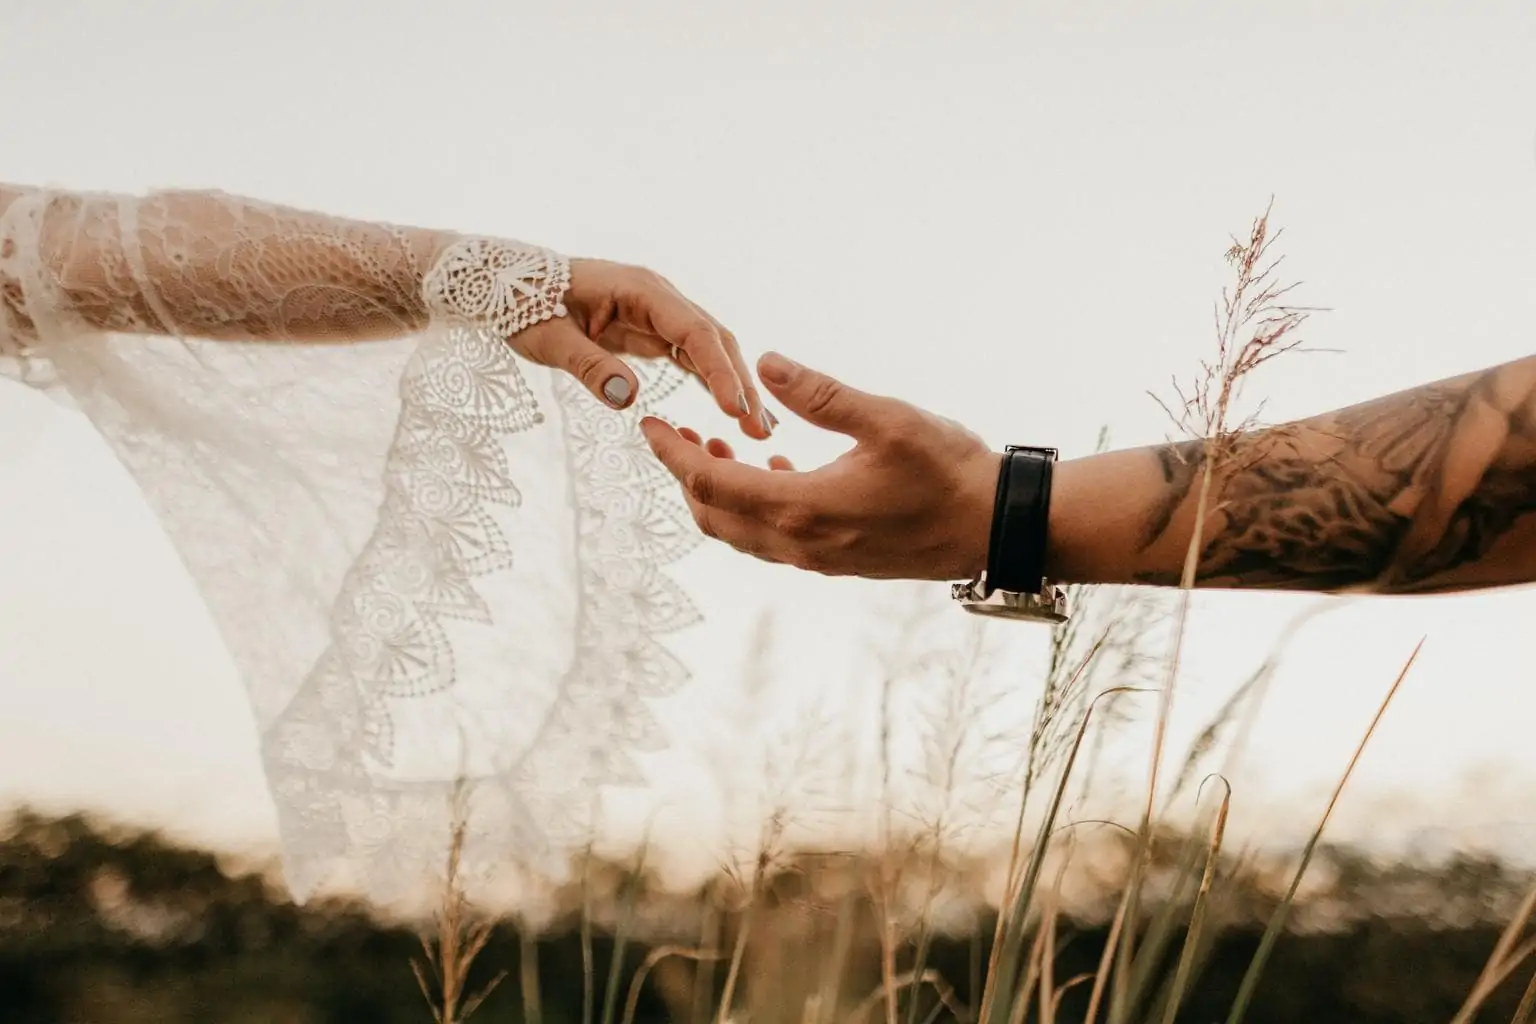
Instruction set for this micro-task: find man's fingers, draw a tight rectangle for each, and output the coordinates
[675,423,771,467]
[677,425,733,459]
[515,319,639,410]
[757,352,899,438]
[641,417,790,515]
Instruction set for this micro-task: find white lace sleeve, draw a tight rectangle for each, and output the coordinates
[0,185,701,912]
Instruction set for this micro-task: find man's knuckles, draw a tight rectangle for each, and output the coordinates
[770,503,823,540]
[682,466,716,505]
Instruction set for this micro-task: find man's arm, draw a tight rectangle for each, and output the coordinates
[642,351,1536,597]
[1047,355,1536,595]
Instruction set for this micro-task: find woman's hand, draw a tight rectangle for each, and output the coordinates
[0,190,773,439]
[515,258,774,439]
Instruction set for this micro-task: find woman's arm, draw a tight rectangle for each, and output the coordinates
[0,184,771,431]
[1,184,445,343]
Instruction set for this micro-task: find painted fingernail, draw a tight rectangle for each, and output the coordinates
[603,376,633,408]
[759,410,774,435]
[737,391,750,416]
[767,410,779,428]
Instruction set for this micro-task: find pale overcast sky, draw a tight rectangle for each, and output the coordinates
[3,0,1536,888]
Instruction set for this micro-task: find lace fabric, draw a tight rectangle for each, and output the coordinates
[0,186,700,913]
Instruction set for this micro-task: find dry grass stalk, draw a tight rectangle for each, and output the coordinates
[1153,197,1323,466]
[1107,200,1319,1024]
[979,681,1151,1024]
[1223,639,1421,1024]
[1450,874,1536,1024]
[622,945,728,1024]
[716,856,765,1024]
[1029,854,1073,1024]
[1082,881,1131,1024]
[1157,777,1231,1024]
[412,778,506,1024]
[1513,963,1536,1024]
[693,894,728,1024]
[520,927,542,1024]
[581,844,597,1024]
[602,842,654,1024]
[870,599,936,1024]
[851,969,965,1024]
[1168,602,1331,805]
[814,893,862,1024]
[901,612,1011,1024]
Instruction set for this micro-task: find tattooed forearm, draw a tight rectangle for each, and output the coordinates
[1140,438,1207,549]
[1128,355,1536,594]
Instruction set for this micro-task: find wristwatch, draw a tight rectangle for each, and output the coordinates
[951,445,1070,624]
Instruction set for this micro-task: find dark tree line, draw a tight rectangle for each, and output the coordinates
[1,811,1531,1023]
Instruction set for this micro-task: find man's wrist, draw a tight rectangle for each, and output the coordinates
[950,446,1071,624]
[958,450,1003,580]
[958,447,1076,587]
[1041,454,1085,585]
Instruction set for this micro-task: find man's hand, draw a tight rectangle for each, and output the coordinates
[519,259,774,439]
[641,352,999,580]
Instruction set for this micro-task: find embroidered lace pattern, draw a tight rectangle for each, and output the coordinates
[0,186,701,910]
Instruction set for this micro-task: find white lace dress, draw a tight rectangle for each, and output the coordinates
[0,186,701,912]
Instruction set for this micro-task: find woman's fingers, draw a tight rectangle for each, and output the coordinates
[589,293,758,423]
[514,318,638,409]
[612,272,750,422]
[596,322,673,361]
[567,260,777,437]
[686,298,771,440]
[591,322,721,411]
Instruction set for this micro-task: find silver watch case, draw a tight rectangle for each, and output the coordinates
[951,577,1069,624]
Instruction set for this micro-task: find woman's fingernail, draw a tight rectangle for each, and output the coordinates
[603,376,633,408]
[759,410,774,435]
[767,410,779,428]
[737,391,750,416]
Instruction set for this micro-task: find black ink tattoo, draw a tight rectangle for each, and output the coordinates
[1140,438,1206,550]
[1135,357,1536,594]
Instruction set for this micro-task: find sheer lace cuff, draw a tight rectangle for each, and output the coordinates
[0,189,60,387]
[0,186,701,914]
[0,187,580,393]
[423,237,571,339]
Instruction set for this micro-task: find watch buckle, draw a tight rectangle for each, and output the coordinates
[951,576,1069,624]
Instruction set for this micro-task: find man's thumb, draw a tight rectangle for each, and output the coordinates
[757,352,886,437]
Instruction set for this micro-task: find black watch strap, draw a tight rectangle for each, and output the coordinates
[984,445,1057,596]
